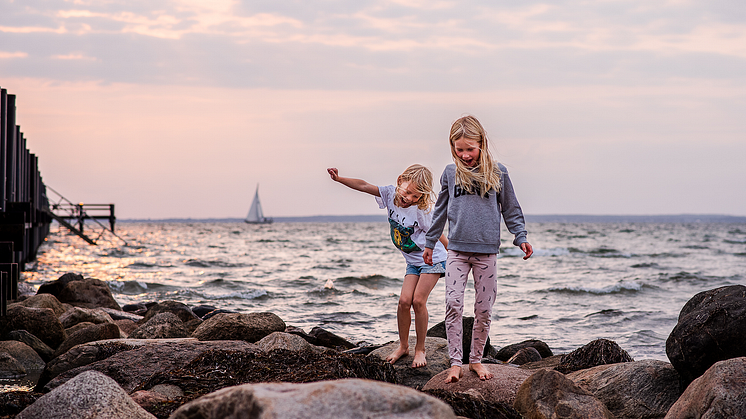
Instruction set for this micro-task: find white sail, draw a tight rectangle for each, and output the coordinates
[245,185,272,224]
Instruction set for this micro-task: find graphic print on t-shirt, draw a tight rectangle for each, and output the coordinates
[388,218,421,253]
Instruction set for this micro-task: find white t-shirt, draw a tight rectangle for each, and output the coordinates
[375,185,447,267]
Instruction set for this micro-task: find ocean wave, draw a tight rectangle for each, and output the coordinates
[546,282,644,295]
[108,280,172,295]
[209,289,268,300]
[184,259,246,268]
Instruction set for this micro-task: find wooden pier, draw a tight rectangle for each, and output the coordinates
[0,86,119,316]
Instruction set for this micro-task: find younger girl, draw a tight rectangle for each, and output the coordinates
[328,164,448,368]
[423,115,533,383]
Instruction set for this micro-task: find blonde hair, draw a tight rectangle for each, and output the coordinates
[397,164,435,211]
[449,115,501,197]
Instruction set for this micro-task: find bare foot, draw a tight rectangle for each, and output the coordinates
[469,363,494,380]
[444,365,463,383]
[411,350,427,368]
[385,345,409,364]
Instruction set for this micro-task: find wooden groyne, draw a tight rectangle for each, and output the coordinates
[0,86,51,314]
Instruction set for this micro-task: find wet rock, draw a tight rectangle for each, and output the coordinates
[427,317,497,363]
[507,346,543,365]
[53,322,122,358]
[129,312,190,339]
[369,336,451,390]
[50,275,122,310]
[555,338,634,374]
[0,340,45,371]
[514,368,614,419]
[0,305,66,349]
[2,330,55,362]
[41,339,260,393]
[285,325,319,345]
[11,293,67,317]
[495,339,554,361]
[139,300,201,325]
[423,388,523,419]
[666,285,746,388]
[664,356,746,419]
[59,306,115,328]
[191,304,218,318]
[0,352,26,378]
[191,312,285,343]
[36,272,84,296]
[169,378,455,419]
[423,364,533,406]
[568,359,681,419]
[308,326,356,350]
[17,370,156,419]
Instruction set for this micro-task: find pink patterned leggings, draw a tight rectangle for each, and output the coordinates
[444,250,498,366]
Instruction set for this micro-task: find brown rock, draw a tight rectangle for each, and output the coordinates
[507,347,543,365]
[11,294,66,317]
[191,312,285,343]
[56,276,122,310]
[0,305,66,349]
[53,322,122,358]
[664,357,746,418]
[514,368,614,419]
[423,363,533,406]
[555,338,633,374]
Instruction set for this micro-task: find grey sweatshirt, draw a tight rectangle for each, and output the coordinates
[425,163,528,254]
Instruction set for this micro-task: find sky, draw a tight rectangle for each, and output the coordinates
[1,0,745,219]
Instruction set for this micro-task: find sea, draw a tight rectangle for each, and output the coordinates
[19,217,746,365]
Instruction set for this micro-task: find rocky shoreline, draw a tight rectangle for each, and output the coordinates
[1,272,745,418]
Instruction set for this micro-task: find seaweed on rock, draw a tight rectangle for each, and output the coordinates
[422,389,523,419]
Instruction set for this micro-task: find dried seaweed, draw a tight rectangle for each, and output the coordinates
[422,389,523,419]
[555,338,633,374]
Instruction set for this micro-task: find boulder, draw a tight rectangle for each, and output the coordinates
[2,330,55,362]
[53,322,122,358]
[568,359,681,419]
[496,339,554,361]
[664,357,746,419]
[507,347,543,365]
[64,321,95,336]
[115,319,139,336]
[100,307,144,322]
[256,331,325,353]
[0,352,26,378]
[665,285,746,388]
[169,378,456,419]
[41,274,122,310]
[17,370,156,419]
[555,338,634,374]
[40,339,260,393]
[0,305,66,349]
[139,300,201,325]
[191,304,218,318]
[59,306,115,328]
[191,312,285,343]
[36,272,85,296]
[308,326,356,350]
[514,368,614,419]
[369,336,451,390]
[0,340,46,371]
[422,363,533,406]
[423,388,523,419]
[427,317,497,362]
[129,312,189,339]
[11,294,66,317]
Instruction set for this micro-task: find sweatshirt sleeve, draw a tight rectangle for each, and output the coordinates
[497,165,528,246]
[425,169,449,249]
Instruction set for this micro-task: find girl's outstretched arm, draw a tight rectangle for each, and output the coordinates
[327,168,381,197]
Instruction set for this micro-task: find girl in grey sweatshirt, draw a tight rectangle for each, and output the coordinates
[423,115,533,384]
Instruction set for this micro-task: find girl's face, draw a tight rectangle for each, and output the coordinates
[453,137,481,167]
[396,180,423,208]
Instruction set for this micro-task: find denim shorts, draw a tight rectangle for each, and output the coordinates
[406,260,446,276]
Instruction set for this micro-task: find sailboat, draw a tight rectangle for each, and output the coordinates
[245,184,273,224]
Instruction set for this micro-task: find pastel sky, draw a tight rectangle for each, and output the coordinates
[2,0,745,219]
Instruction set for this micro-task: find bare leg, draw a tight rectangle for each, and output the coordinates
[445,365,464,383]
[386,274,418,364]
[469,363,494,380]
[411,273,440,368]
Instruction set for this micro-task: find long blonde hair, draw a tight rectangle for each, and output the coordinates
[397,164,435,211]
[449,115,501,197]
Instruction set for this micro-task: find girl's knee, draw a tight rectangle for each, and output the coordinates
[398,297,413,311]
[412,297,427,312]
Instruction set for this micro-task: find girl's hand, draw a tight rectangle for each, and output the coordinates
[423,248,434,265]
[327,168,339,181]
[521,242,533,260]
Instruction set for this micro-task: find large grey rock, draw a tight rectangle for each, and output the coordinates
[0,305,66,349]
[53,322,122,358]
[369,336,451,390]
[129,312,189,339]
[170,378,456,419]
[664,357,746,419]
[17,370,155,419]
[41,339,260,393]
[568,359,681,419]
[666,285,746,388]
[423,363,533,406]
[59,306,115,328]
[191,312,285,343]
[0,340,45,371]
[514,368,614,419]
